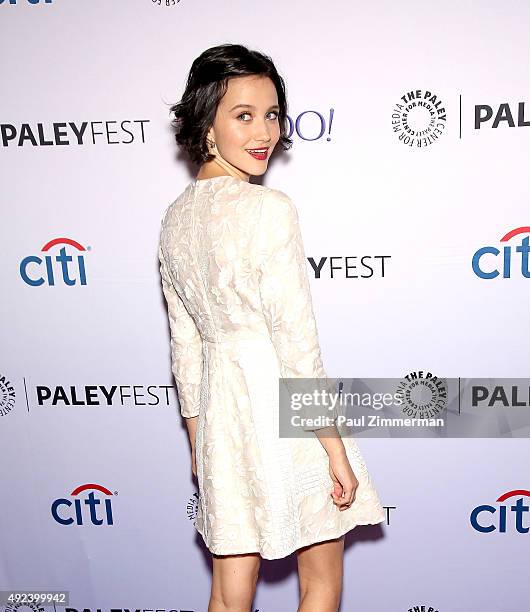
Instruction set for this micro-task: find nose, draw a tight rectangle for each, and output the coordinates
[253,118,273,144]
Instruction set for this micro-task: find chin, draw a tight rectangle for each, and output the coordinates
[247,160,270,176]
[251,166,268,177]
[231,157,270,178]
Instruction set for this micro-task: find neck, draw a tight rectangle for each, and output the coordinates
[197,156,250,182]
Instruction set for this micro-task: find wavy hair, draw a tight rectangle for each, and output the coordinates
[169,43,293,165]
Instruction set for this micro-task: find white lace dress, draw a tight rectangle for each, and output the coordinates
[158,175,385,559]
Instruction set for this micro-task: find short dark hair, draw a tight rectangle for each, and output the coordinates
[169,43,293,165]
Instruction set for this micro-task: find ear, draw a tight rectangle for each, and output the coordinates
[206,127,215,145]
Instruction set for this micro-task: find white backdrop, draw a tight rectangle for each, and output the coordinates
[1,0,530,610]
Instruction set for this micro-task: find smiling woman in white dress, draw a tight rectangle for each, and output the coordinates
[158,43,385,612]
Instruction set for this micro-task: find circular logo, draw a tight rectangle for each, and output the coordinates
[392,89,447,147]
[396,371,448,419]
[151,0,181,6]
[0,373,15,417]
[6,603,45,612]
[186,491,199,524]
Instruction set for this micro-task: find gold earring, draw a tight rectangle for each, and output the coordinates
[207,138,216,149]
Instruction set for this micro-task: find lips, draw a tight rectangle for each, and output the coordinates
[246,147,269,160]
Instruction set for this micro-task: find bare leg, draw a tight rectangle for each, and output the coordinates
[296,536,345,612]
[208,552,261,612]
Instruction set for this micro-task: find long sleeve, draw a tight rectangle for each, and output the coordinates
[256,189,338,431]
[158,241,203,419]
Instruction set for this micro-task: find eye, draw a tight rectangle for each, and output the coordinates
[237,110,279,121]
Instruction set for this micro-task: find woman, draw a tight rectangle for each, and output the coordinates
[158,43,385,612]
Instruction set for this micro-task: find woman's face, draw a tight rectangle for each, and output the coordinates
[208,75,282,178]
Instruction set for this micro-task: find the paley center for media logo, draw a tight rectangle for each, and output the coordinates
[0,373,15,417]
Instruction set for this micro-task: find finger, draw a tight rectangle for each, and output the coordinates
[331,492,345,506]
[340,498,354,511]
[341,488,352,502]
[330,483,343,500]
[338,489,355,508]
[331,492,342,504]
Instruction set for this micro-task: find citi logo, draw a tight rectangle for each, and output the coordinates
[470,489,529,533]
[51,483,116,525]
[20,237,89,286]
[472,226,530,279]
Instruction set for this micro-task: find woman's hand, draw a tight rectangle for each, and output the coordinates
[329,452,359,511]
[191,446,197,479]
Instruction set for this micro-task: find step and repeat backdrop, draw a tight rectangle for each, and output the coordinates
[1,0,529,610]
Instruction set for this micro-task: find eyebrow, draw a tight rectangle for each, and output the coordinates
[229,103,280,112]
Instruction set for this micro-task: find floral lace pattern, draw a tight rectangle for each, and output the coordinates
[158,176,385,559]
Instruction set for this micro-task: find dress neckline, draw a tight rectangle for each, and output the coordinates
[194,175,248,185]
